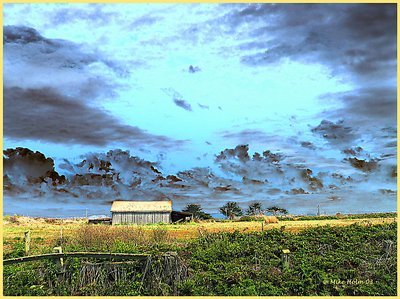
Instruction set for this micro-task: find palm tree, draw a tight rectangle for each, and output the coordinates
[266,206,288,216]
[219,202,243,220]
[246,202,263,216]
[182,204,212,220]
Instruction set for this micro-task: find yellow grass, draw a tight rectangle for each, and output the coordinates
[3,216,395,243]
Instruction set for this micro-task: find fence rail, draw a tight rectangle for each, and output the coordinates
[3,252,150,265]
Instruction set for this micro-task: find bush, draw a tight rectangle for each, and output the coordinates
[70,225,148,252]
[4,242,25,259]
[151,227,170,244]
[178,223,397,296]
[9,215,20,224]
[277,212,397,221]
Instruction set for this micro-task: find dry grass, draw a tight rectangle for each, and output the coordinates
[3,216,396,251]
[74,225,140,250]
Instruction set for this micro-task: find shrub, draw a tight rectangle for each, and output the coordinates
[9,215,19,224]
[151,227,170,244]
[71,225,147,251]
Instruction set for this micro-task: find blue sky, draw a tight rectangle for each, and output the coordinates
[3,4,397,217]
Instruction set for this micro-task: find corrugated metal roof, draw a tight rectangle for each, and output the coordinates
[110,200,172,212]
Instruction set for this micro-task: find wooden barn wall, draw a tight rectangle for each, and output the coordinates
[112,212,171,225]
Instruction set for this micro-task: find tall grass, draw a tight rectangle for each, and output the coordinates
[69,225,172,252]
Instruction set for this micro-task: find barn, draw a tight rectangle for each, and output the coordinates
[111,200,172,225]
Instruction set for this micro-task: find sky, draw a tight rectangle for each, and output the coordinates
[3,3,397,217]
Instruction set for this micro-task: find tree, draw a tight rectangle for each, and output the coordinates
[266,206,288,216]
[182,204,212,220]
[219,202,243,220]
[246,202,263,216]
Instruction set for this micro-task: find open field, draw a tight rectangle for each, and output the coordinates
[3,214,396,255]
[3,214,397,296]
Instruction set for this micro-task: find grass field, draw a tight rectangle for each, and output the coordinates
[3,215,396,256]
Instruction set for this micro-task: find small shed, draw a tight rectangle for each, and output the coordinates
[171,211,193,223]
[111,200,172,225]
[88,216,112,225]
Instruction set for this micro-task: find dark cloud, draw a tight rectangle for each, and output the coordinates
[4,26,184,148]
[390,166,397,178]
[300,168,324,191]
[311,120,357,143]
[4,87,184,148]
[320,87,397,127]
[347,157,378,172]
[286,188,309,195]
[5,25,128,81]
[214,185,238,192]
[385,141,397,148]
[242,177,265,185]
[215,144,250,163]
[300,141,316,150]
[188,65,201,73]
[4,145,397,216]
[215,4,396,158]
[162,88,193,111]
[128,15,161,28]
[342,146,363,156]
[378,189,396,195]
[4,25,114,100]
[261,150,284,163]
[229,4,396,82]
[48,5,119,26]
[4,147,66,193]
[173,99,192,111]
[4,25,98,72]
[4,25,46,44]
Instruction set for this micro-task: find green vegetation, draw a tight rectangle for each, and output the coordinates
[246,201,263,216]
[179,223,397,296]
[239,215,265,222]
[266,206,288,216]
[3,222,397,296]
[277,212,397,221]
[219,201,243,219]
[182,204,212,220]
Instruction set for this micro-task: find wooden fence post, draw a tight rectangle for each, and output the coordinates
[383,240,394,256]
[53,246,64,267]
[282,249,290,269]
[24,231,31,256]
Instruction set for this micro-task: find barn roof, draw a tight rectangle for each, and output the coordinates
[111,200,172,212]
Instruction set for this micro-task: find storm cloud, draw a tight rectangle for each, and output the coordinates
[4,145,397,216]
[4,87,184,148]
[223,4,397,134]
[319,87,397,127]
[311,120,357,144]
[4,26,185,148]
[227,4,396,82]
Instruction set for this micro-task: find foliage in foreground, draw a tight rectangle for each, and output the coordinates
[3,223,397,296]
[277,212,397,221]
[179,223,397,296]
